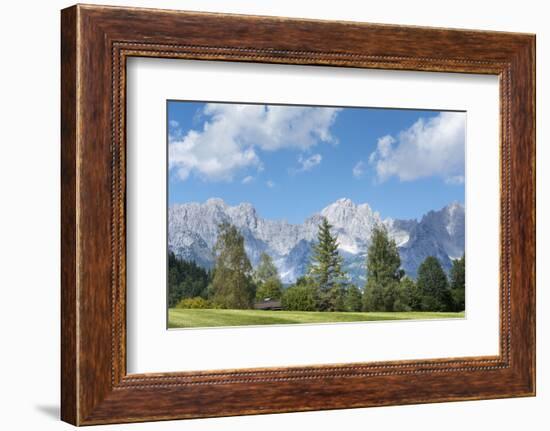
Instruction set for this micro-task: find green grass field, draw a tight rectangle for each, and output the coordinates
[168,308,465,328]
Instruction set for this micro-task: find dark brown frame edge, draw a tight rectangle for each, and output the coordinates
[61,4,535,426]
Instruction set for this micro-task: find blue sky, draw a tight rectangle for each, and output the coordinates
[167,101,465,223]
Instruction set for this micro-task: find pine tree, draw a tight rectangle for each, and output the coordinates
[449,254,466,311]
[167,252,210,307]
[363,225,402,311]
[210,222,255,309]
[168,265,184,308]
[416,256,453,311]
[308,217,346,311]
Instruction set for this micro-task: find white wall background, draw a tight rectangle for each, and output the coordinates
[0,0,546,429]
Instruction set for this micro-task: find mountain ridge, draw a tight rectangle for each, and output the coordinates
[168,198,465,284]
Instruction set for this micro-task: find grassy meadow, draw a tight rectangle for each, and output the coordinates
[168,308,464,329]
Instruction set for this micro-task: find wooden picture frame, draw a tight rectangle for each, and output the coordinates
[61,4,535,425]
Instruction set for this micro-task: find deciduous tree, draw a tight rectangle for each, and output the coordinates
[256,277,283,301]
[344,284,363,312]
[363,225,402,311]
[254,252,283,300]
[282,277,318,311]
[210,222,255,309]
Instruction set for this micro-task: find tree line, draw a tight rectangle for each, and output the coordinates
[168,219,465,312]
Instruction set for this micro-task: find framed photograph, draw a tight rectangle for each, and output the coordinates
[61,4,535,425]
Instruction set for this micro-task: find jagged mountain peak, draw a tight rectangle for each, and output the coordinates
[168,198,465,284]
[446,200,464,211]
[321,197,373,213]
[321,198,378,224]
[205,197,226,205]
[332,197,355,207]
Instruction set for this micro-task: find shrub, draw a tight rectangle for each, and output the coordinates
[282,284,318,311]
[175,297,210,309]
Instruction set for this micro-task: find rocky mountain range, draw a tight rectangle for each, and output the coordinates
[168,198,465,285]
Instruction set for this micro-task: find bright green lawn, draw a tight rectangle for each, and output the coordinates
[168,308,465,328]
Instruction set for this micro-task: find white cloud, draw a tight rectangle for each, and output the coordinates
[169,104,341,182]
[169,120,179,128]
[369,112,465,183]
[374,135,395,158]
[241,175,254,184]
[266,180,275,188]
[296,153,322,172]
[445,175,465,185]
[352,160,366,179]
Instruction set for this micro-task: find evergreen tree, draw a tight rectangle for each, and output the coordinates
[416,256,453,311]
[167,252,210,307]
[449,255,466,311]
[210,222,255,309]
[363,225,402,311]
[308,217,347,311]
[168,265,184,308]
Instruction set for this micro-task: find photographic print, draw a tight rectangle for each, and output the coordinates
[167,101,466,329]
[60,7,535,423]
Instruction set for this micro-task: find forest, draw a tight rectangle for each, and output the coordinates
[168,219,465,313]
